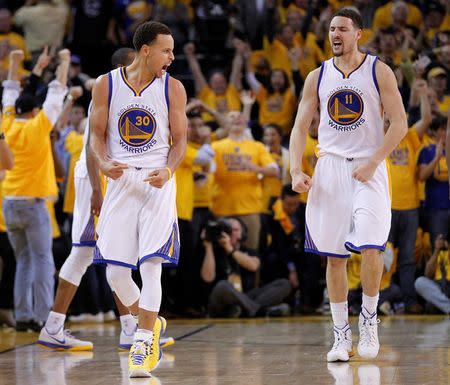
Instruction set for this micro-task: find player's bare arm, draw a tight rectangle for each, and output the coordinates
[90,74,128,180]
[352,61,408,183]
[144,77,187,188]
[289,68,320,193]
[86,125,103,216]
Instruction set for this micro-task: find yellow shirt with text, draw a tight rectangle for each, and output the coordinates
[256,87,297,136]
[175,144,198,221]
[199,84,241,121]
[387,128,421,210]
[211,138,275,216]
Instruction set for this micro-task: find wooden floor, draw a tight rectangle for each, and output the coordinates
[0,316,449,385]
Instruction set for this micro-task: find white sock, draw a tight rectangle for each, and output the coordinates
[45,311,66,335]
[134,329,153,342]
[330,301,349,328]
[362,293,379,316]
[120,314,137,335]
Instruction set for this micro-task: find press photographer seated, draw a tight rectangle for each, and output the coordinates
[200,217,291,318]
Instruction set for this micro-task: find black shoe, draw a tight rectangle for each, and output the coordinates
[265,303,291,317]
[16,320,42,332]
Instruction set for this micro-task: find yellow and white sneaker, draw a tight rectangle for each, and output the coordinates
[37,327,93,351]
[128,316,166,377]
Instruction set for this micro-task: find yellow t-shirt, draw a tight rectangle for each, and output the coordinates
[434,251,450,281]
[438,95,450,115]
[388,128,421,210]
[63,131,84,214]
[211,138,275,216]
[175,144,198,221]
[191,142,214,209]
[300,134,318,203]
[270,36,323,81]
[372,2,423,31]
[3,111,57,198]
[256,87,297,136]
[198,84,241,121]
[261,150,283,212]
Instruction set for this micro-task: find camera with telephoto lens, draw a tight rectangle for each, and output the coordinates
[205,218,232,242]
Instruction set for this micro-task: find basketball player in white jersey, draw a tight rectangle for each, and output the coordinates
[37,48,144,351]
[290,8,407,362]
[90,22,187,377]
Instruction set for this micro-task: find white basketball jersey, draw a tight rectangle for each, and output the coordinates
[317,54,383,159]
[107,67,170,168]
[74,102,91,178]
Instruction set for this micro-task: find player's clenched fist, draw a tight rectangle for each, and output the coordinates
[291,170,312,193]
[100,160,128,180]
[352,159,378,183]
[144,168,171,189]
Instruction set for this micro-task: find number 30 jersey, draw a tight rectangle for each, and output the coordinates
[316,54,384,159]
[106,67,171,168]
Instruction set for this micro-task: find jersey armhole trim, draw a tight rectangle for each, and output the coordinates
[372,56,380,95]
[317,62,325,99]
[165,73,170,111]
[108,71,113,109]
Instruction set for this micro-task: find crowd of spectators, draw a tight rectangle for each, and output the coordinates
[0,0,449,330]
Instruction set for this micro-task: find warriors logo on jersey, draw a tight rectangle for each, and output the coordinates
[119,108,157,147]
[326,86,365,131]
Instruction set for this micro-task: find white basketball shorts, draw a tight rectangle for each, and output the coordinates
[72,167,96,247]
[93,167,179,269]
[305,154,391,258]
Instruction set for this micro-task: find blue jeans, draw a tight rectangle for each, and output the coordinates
[3,199,54,322]
[389,209,419,306]
[415,276,450,314]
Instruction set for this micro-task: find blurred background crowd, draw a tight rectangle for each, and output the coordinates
[0,0,449,331]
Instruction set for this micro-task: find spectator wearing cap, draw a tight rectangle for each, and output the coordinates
[427,67,450,114]
[14,0,68,64]
[1,49,69,331]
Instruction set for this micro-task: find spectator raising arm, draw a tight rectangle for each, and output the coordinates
[54,86,84,132]
[413,80,432,140]
[184,43,207,94]
[41,49,70,126]
[1,51,23,133]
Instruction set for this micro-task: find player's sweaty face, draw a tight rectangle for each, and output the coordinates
[329,16,360,57]
[146,34,175,77]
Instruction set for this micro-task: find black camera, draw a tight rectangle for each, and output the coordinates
[205,218,232,242]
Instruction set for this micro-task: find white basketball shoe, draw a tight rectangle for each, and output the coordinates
[327,323,354,362]
[37,326,93,351]
[358,311,380,359]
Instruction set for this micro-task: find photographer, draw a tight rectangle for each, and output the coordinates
[201,217,291,318]
[415,234,450,314]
